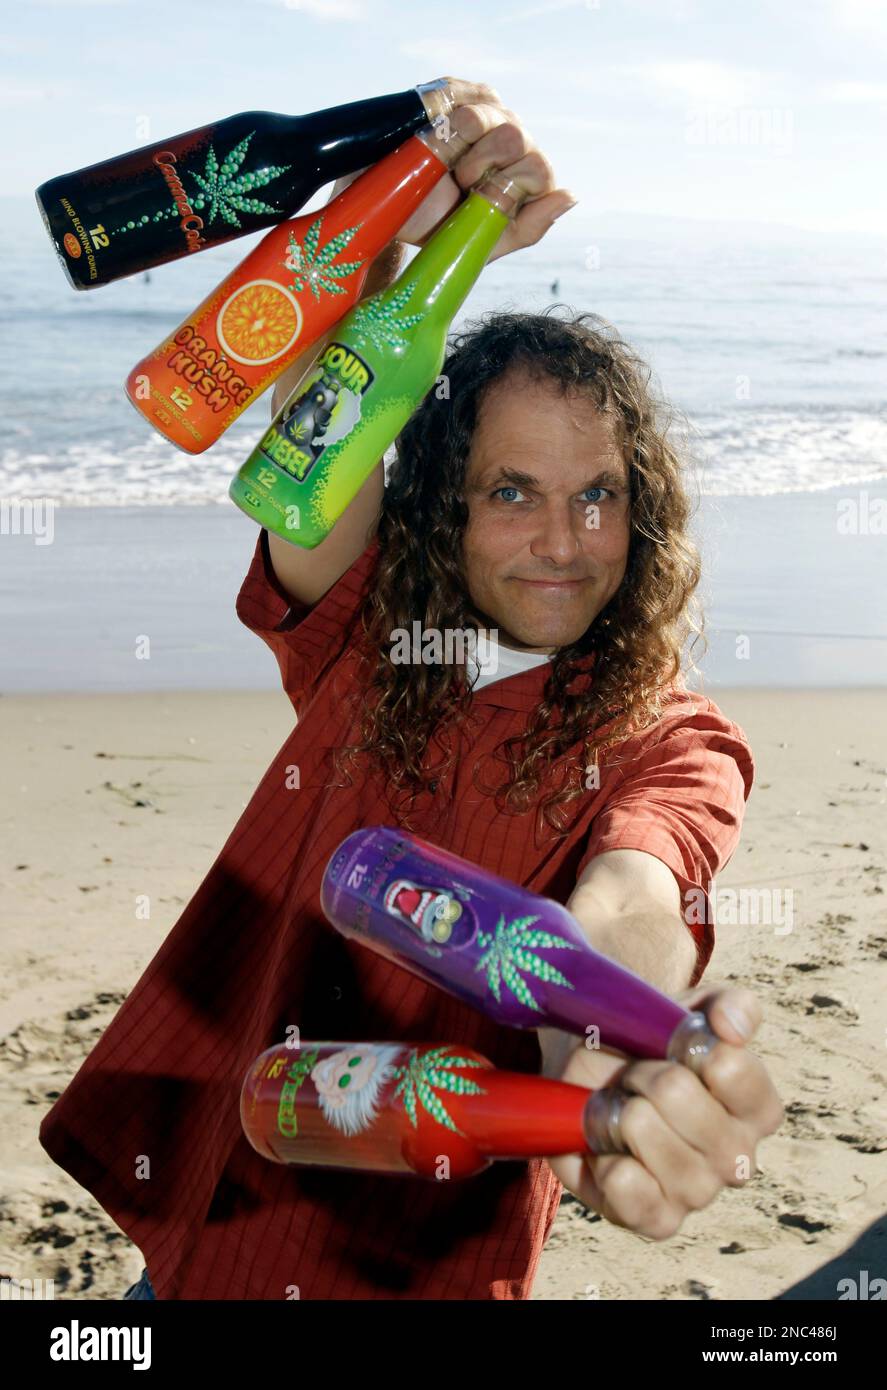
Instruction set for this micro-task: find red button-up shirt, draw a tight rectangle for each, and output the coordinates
[39,529,753,1300]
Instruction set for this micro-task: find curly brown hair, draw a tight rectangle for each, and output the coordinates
[331,307,704,841]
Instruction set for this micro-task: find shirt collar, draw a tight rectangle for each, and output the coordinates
[469,649,597,711]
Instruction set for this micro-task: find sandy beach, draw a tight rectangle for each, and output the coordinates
[1,686,884,1300]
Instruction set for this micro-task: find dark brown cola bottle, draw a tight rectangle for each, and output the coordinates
[35,81,454,290]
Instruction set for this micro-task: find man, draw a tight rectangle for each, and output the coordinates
[40,83,782,1300]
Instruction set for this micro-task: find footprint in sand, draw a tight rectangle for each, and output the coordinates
[1,1193,137,1295]
[784,1100,840,1139]
[0,992,128,1072]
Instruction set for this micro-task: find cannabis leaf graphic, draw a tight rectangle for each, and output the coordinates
[285,218,365,299]
[349,281,424,352]
[475,914,579,1011]
[116,132,292,239]
[393,1046,487,1136]
[188,132,291,229]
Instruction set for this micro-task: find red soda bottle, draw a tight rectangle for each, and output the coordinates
[241,1040,616,1180]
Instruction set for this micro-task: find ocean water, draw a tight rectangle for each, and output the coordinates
[2,196,885,505]
[2,194,885,691]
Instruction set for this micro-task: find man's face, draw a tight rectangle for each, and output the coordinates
[461,368,632,654]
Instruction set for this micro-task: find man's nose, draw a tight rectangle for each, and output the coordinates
[528,504,584,566]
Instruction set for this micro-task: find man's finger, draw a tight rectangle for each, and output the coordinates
[616,1059,739,1177]
[441,77,506,110]
[452,127,553,193]
[446,105,531,174]
[489,190,578,260]
[687,1038,784,1132]
[585,1153,685,1241]
[618,1091,728,1212]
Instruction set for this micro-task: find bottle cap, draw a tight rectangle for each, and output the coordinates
[416,78,455,123]
[665,1010,719,1076]
[415,118,472,168]
[472,170,527,220]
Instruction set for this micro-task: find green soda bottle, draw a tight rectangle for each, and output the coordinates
[229,171,526,546]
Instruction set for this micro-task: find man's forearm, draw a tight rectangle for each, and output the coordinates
[568,891,698,996]
[537,885,697,1078]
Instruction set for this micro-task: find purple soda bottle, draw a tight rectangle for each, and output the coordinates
[321,827,715,1064]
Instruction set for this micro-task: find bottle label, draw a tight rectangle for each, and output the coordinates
[129,213,367,451]
[382,879,471,948]
[312,1044,403,1136]
[111,133,292,252]
[271,1048,321,1138]
[257,341,374,483]
[268,1044,489,1143]
[152,151,207,254]
[58,198,98,283]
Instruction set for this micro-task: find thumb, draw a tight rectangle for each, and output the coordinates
[677,982,762,1046]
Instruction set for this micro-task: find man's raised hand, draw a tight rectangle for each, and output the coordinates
[328,76,577,265]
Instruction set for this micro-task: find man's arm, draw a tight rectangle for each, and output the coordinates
[538,848,783,1240]
[265,241,408,609]
[538,848,697,1079]
[568,847,697,992]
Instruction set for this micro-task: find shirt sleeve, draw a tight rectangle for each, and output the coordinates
[574,699,754,984]
[235,527,379,717]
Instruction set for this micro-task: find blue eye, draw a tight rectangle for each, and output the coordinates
[492,485,617,505]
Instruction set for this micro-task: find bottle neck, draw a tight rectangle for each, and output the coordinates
[283,88,444,182]
[472,171,525,219]
[414,78,455,124]
[320,131,458,266]
[468,1070,590,1160]
[392,184,519,325]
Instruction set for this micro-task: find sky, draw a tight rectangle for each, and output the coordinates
[2,0,886,234]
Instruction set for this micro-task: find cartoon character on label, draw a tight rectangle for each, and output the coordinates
[280,369,361,469]
[279,372,341,464]
[383,879,466,944]
[311,1044,402,1136]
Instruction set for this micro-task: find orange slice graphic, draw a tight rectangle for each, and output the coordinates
[216,279,303,366]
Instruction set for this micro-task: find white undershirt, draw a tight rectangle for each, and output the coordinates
[466,638,552,692]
